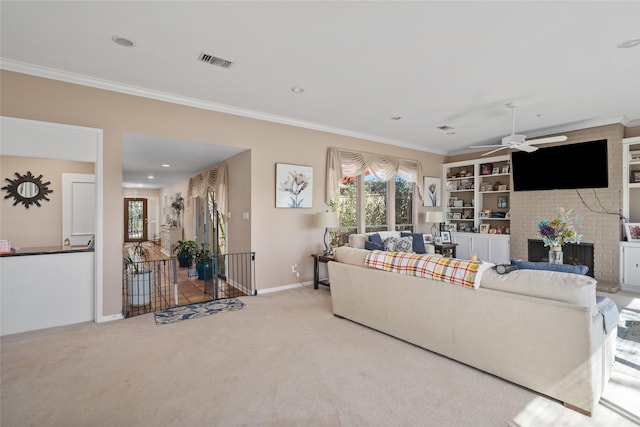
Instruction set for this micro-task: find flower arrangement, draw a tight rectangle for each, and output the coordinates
[537,208,582,248]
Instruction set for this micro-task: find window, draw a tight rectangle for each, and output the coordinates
[331,172,415,240]
[365,173,387,232]
[395,175,413,232]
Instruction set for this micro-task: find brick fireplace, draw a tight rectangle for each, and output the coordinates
[528,239,595,278]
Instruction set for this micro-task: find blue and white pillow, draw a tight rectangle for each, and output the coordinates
[397,236,414,253]
[383,237,398,252]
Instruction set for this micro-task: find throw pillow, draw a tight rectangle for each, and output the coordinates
[383,237,398,252]
[368,233,383,247]
[401,232,426,254]
[510,259,589,275]
[364,240,383,251]
[397,236,414,253]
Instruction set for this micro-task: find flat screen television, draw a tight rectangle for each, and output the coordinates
[511,139,608,191]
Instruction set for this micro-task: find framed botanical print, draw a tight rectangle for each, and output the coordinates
[424,176,441,207]
[276,163,313,208]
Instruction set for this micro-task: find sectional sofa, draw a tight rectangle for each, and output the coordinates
[328,246,618,416]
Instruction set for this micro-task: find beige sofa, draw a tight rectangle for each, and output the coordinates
[328,246,618,416]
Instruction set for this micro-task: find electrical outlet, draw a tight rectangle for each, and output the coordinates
[291,264,298,273]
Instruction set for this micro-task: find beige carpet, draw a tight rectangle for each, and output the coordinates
[1,286,638,427]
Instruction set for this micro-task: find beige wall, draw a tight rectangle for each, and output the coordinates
[1,155,94,247]
[0,70,444,316]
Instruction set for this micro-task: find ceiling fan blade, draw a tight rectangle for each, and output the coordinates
[469,144,505,148]
[514,144,538,153]
[525,135,568,145]
[481,146,509,156]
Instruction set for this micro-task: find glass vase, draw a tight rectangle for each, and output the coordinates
[548,246,563,264]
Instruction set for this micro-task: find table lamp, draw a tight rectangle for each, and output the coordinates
[425,211,445,237]
[316,211,338,255]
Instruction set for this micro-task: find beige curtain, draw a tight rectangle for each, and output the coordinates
[325,147,423,205]
[186,163,228,216]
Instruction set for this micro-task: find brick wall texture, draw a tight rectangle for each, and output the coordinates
[509,123,625,287]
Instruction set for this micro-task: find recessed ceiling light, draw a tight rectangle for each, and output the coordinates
[148,175,154,180]
[617,37,640,48]
[390,116,402,120]
[291,86,305,94]
[112,35,136,47]
[437,125,454,131]
[161,164,170,168]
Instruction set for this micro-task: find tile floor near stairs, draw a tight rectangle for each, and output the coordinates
[124,242,245,317]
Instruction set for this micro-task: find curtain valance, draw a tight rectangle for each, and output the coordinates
[325,147,423,205]
[186,163,228,216]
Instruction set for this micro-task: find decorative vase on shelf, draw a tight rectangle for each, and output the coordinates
[548,246,563,264]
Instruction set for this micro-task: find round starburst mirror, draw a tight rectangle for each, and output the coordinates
[2,171,53,209]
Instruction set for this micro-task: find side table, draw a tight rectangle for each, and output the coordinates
[311,253,335,289]
[434,243,458,258]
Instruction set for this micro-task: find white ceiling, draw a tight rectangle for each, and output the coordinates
[2,1,639,187]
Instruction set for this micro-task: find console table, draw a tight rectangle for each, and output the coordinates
[311,253,335,289]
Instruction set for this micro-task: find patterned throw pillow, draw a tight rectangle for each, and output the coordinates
[383,237,398,251]
[401,232,426,254]
[397,236,414,253]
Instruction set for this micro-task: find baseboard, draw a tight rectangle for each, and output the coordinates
[256,281,314,294]
[96,313,124,323]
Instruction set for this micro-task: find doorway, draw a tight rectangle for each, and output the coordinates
[124,198,147,242]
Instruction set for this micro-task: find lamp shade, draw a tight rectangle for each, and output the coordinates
[316,211,338,228]
[425,211,445,223]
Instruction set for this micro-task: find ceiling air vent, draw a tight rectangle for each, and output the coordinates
[198,52,234,69]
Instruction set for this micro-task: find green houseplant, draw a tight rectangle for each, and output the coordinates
[123,241,153,306]
[193,244,214,280]
[172,239,197,267]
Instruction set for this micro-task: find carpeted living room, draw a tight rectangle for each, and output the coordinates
[2,2,640,426]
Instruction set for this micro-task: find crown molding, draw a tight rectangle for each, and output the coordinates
[0,58,440,155]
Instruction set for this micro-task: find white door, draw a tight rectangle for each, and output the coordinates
[62,173,96,246]
[147,196,159,242]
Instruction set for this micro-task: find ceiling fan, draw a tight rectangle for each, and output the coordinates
[470,103,567,156]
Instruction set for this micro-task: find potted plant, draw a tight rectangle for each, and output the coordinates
[171,195,184,227]
[172,239,197,267]
[123,241,153,306]
[193,244,214,280]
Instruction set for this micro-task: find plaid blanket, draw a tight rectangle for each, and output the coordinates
[365,250,484,289]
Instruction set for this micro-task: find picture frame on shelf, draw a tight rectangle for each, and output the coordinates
[447,181,459,191]
[495,225,506,234]
[505,211,511,219]
[423,176,442,207]
[497,196,508,209]
[501,164,510,174]
[453,212,462,219]
[462,208,473,219]
[448,197,457,207]
[624,223,640,241]
[275,163,313,208]
[441,231,451,243]
[458,223,470,232]
[446,212,453,220]
[498,184,508,191]
[479,224,490,234]
[480,182,493,192]
[492,167,500,175]
[631,171,640,184]
[479,209,491,219]
[480,163,493,175]
[447,223,457,233]
[453,199,464,207]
